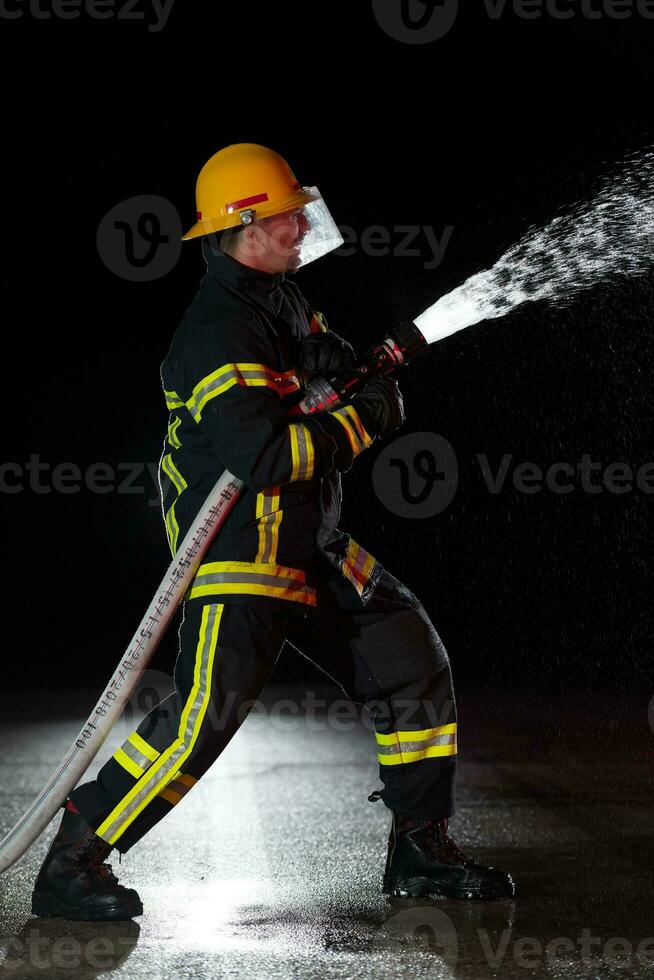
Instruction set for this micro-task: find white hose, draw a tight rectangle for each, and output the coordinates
[0,469,244,874]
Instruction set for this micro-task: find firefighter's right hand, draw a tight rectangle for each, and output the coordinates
[350,377,405,438]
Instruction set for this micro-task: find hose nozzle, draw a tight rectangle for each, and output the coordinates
[294,321,428,416]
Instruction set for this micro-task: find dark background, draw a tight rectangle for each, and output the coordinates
[1,4,652,696]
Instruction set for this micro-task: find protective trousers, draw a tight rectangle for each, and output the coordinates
[70,568,457,853]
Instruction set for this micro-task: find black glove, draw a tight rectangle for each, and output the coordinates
[299,331,356,379]
[350,377,405,438]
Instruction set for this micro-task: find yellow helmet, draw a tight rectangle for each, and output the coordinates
[182,143,319,241]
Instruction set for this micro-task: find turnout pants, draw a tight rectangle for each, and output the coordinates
[71,567,457,853]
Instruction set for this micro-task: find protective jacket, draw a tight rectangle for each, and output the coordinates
[158,241,383,617]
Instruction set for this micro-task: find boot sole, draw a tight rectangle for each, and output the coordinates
[31,891,143,922]
[383,875,515,901]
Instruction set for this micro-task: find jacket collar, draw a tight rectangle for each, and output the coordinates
[202,237,286,295]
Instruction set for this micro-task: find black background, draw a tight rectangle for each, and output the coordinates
[1,3,652,695]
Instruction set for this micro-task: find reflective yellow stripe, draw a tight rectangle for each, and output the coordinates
[97,604,224,845]
[332,404,373,455]
[112,731,161,779]
[128,732,160,763]
[303,426,315,479]
[289,425,301,481]
[164,389,184,409]
[167,415,182,449]
[113,748,145,780]
[310,311,328,333]
[164,507,179,557]
[189,582,316,604]
[343,404,373,447]
[376,723,458,766]
[188,560,316,606]
[162,453,185,495]
[288,423,315,481]
[195,560,306,580]
[255,492,266,560]
[376,724,457,745]
[187,363,301,422]
[255,488,281,564]
[269,509,282,563]
[342,539,377,597]
[161,453,188,555]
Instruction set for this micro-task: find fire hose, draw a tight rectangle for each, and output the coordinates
[0,321,427,874]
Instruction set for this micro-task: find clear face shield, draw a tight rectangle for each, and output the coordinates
[237,187,343,272]
[291,186,344,268]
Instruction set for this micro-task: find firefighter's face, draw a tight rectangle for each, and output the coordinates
[247,208,309,273]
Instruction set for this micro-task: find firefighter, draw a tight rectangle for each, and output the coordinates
[31,144,514,921]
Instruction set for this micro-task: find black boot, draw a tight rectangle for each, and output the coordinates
[383,813,515,900]
[31,806,143,921]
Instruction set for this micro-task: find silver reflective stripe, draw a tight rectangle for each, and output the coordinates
[187,367,243,421]
[119,739,154,773]
[260,538,271,563]
[334,407,367,453]
[294,424,310,479]
[188,367,295,422]
[343,542,375,596]
[259,517,275,564]
[165,390,184,409]
[193,571,308,593]
[377,732,457,756]
[99,604,221,842]
[258,495,276,564]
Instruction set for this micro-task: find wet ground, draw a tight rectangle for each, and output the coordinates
[0,683,652,979]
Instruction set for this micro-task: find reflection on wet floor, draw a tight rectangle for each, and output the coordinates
[1,685,652,979]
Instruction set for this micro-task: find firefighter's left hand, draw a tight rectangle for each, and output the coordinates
[299,331,356,379]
